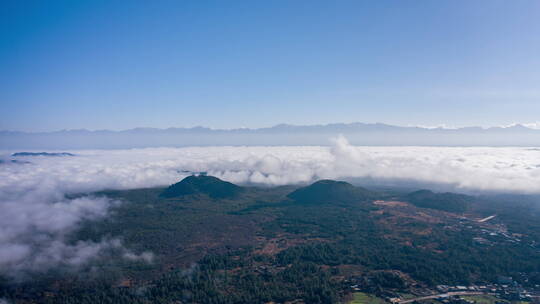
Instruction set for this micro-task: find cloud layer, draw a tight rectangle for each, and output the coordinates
[2,136,540,275]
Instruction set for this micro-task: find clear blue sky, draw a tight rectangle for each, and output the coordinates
[1,0,540,131]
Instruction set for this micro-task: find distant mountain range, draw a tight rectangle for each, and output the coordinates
[2,123,540,149]
[11,152,76,157]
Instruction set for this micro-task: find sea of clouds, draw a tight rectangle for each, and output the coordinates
[2,136,540,276]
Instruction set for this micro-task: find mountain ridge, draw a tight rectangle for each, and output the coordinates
[2,122,540,149]
[3,122,539,134]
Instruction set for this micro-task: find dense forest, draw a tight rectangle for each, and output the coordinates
[1,177,539,303]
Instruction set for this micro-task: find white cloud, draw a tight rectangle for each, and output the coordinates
[0,173,153,277]
[0,189,153,277]
[3,138,540,193]
[522,122,540,130]
[2,137,540,275]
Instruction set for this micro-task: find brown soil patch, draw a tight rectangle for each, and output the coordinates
[373,200,409,207]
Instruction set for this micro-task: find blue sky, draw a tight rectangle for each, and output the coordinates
[1,0,540,131]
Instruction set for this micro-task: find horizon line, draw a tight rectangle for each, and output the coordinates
[2,121,540,134]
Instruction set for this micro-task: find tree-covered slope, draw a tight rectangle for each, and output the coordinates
[287,180,375,204]
[160,175,244,199]
[404,190,472,213]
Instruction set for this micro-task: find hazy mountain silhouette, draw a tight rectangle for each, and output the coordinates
[12,152,75,157]
[2,123,540,149]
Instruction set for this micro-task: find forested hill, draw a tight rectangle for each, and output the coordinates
[160,175,244,199]
[287,179,375,204]
[404,189,473,213]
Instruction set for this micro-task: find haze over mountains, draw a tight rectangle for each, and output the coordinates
[2,122,540,149]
